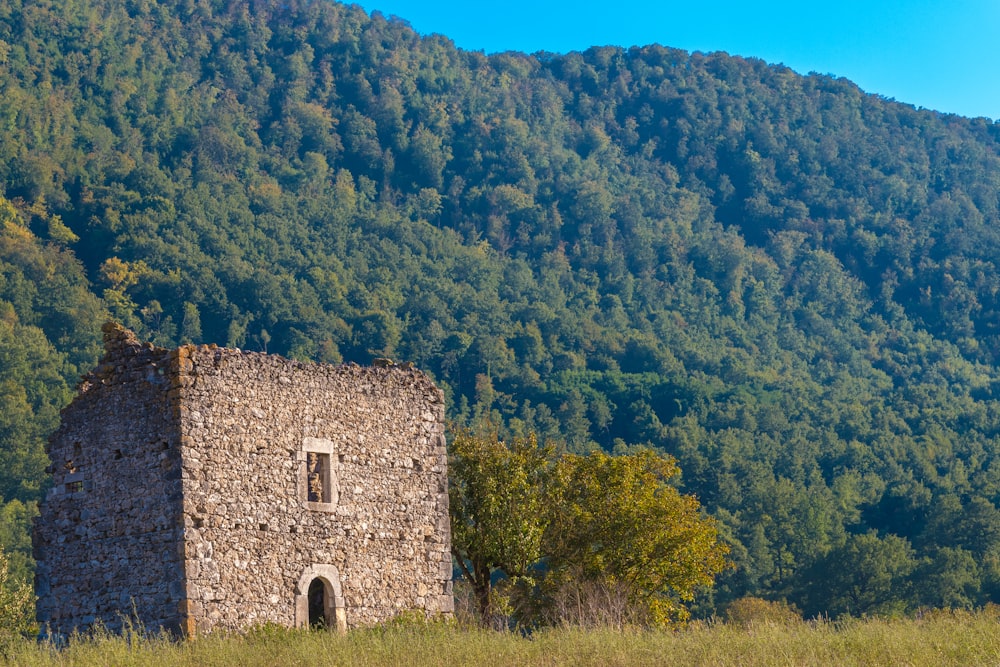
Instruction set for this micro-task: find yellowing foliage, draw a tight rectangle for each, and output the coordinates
[98,257,151,291]
[449,430,727,628]
[544,450,729,626]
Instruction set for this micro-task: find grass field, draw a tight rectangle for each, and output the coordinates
[4,609,1000,667]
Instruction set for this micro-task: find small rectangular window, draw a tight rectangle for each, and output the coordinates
[302,438,338,511]
[64,471,85,494]
[307,452,331,503]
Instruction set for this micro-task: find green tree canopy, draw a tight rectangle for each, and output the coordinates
[544,450,729,625]
[448,429,551,622]
[449,430,727,627]
[5,0,1000,617]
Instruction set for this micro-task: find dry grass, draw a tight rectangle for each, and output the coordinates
[4,609,1000,666]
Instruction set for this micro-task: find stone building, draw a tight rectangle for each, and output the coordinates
[34,323,453,636]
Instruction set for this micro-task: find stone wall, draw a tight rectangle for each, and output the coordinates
[177,345,452,632]
[35,324,452,636]
[34,325,187,635]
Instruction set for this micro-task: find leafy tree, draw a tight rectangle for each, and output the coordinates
[0,500,36,588]
[0,545,33,641]
[543,450,729,625]
[915,547,980,610]
[450,431,727,627]
[180,302,202,344]
[448,429,551,623]
[801,532,917,618]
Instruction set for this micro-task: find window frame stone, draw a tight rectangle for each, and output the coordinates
[299,437,338,512]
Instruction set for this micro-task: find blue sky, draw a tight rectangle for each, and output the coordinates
[355,0,1000,120]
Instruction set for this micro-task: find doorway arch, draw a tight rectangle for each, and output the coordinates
[307,579,327,628]
[295,564,346,632]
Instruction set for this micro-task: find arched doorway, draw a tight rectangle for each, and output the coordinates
[295,564,347,632]
[308,578,328,628]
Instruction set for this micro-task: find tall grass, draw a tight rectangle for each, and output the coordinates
[5,610,1000,666]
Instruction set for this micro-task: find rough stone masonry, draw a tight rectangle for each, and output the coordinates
[33,323,453,636]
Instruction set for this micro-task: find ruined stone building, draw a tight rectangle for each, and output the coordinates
[34,323,453,636]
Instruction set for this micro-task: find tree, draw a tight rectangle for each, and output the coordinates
[0,545,33,641]
[542,450,729,626]
[448,429,551,624]
[450,430,729,628]
[180,302,203,344]
[914,547,980,610]
[801,532,917,618]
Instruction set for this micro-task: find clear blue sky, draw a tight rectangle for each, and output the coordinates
[355,0,1000,120]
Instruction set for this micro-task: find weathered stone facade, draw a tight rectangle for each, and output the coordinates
[34,323,452,636]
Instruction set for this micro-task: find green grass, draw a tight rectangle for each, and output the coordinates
[5,610,1000,666]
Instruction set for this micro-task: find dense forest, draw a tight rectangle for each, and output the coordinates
[4,0,1000,617]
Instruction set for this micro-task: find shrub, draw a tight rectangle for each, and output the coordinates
[722,597,801,628]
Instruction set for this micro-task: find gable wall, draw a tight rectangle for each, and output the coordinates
[176,346,452,633]
[34,333,187,636]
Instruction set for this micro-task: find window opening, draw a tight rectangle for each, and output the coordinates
[66,481,83,493]
[301,438,338,510]
[307,452,330,503]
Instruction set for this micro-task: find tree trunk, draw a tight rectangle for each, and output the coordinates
[474,561,492,625]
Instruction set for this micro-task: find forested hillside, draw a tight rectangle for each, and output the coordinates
[4,0,1000,616]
